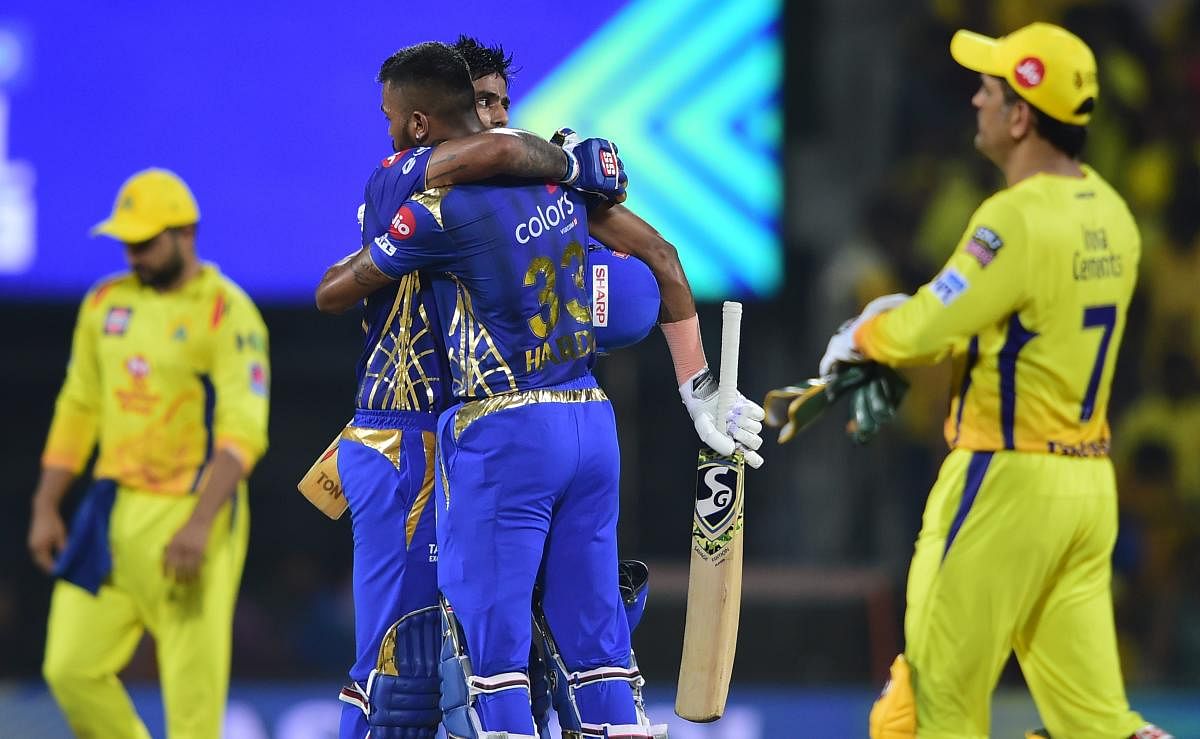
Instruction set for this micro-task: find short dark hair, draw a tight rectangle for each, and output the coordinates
[998,78,1089,159]
[452,35,516,83]
[377,41,474,118]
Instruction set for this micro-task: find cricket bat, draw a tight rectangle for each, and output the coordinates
[676,301,745,722]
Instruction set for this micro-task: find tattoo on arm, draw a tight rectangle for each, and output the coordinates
[352,254,389,287]
[427,152,469,182]
[513,132,571,180]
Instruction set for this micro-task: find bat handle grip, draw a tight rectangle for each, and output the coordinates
[716,301,742,426]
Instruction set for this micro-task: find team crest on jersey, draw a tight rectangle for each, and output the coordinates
[389,206,416,240]
[104,306,133,335]
[964,225,1004,267]
[116,354,158,414]
[125,355,150,379]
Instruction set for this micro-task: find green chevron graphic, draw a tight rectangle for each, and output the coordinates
[513,0,782,299]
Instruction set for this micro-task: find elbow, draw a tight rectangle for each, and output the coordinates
[314,286,350,314]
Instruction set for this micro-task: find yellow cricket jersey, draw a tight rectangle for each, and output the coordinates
[42,264,270,493]
[856,165,1139,456]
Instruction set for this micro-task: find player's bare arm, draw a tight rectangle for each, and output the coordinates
[588,204,695,323]
[28,466,75,573]
[315,247,393,314]
[164,449,244,583]
[424,129,570,187]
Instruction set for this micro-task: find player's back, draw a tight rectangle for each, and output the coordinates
[381,178,596,399]
[951,165,1140,455]
[356,148,453,414]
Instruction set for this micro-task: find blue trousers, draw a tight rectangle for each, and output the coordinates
[337,409,439,739]
[436,375,636,734]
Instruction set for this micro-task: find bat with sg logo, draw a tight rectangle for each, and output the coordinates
[676,301,745,722]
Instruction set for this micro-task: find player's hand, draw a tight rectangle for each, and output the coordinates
[846,366,909,444]
[553,127,628,204]
[28,504,68,574]
[819,293,910,378]
[679,368,766,468]
[163,517,211,584]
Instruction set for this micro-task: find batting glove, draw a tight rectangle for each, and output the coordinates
[679,367,766,469]
[553,127,628,204]
[819,293,910,379]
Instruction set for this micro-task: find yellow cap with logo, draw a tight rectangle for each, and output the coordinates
[950,22,1098,126]
[91,168,200,243]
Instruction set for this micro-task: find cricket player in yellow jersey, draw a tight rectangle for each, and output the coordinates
[818,23,1174,739]
[26,168,269,738]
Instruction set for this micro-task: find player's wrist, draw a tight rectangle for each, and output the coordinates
[559,149,579,184]
[661,314,707,385]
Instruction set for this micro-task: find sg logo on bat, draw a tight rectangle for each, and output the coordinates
[692,449,745,563]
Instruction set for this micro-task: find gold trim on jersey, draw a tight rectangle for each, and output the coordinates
[340,426,402,469]
[453,386,608,440]
[437,446,451,510]
[447,277,517,398]
[405,431,436,548]
[411,187,451,229]
[361,272,441,411]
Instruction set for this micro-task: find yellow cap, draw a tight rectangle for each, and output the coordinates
[951,22,1098,125]
[91,168,200,243]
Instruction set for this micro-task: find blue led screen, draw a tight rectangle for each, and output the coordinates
[0,0,779,302]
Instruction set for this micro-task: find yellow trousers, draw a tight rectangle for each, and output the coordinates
[43,485,248,739]
[906,449,1145,739]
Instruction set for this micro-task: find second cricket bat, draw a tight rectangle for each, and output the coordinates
[676,301,745,722]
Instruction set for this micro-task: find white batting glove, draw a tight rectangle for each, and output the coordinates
[819,293,910,379]
[679,368,767,469]
[357,203,366,233]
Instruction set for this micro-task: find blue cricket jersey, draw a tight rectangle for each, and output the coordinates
[354,147,454,413]
[368,154,596,398]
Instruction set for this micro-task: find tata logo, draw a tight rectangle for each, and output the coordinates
[1014,57,1045,88]
[514,193,576,244]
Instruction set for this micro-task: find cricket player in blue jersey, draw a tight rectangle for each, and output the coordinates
[311,42,649,739]
[454,37,669,739]
[316,42,763,739]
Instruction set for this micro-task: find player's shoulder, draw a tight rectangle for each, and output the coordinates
[366,147,435,201]
[81,271,138,310]
[198,264,266,331]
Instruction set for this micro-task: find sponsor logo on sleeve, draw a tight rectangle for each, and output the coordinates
[389,205,416,240]
[964,225,1004,267]
[931,267,969,305]
[250,361,268,396]
[103,306,133,336]
[373,234,396,257]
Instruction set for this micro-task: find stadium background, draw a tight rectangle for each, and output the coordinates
[1,0,1198,735]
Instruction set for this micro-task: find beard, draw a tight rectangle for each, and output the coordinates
[136,244,186,289]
